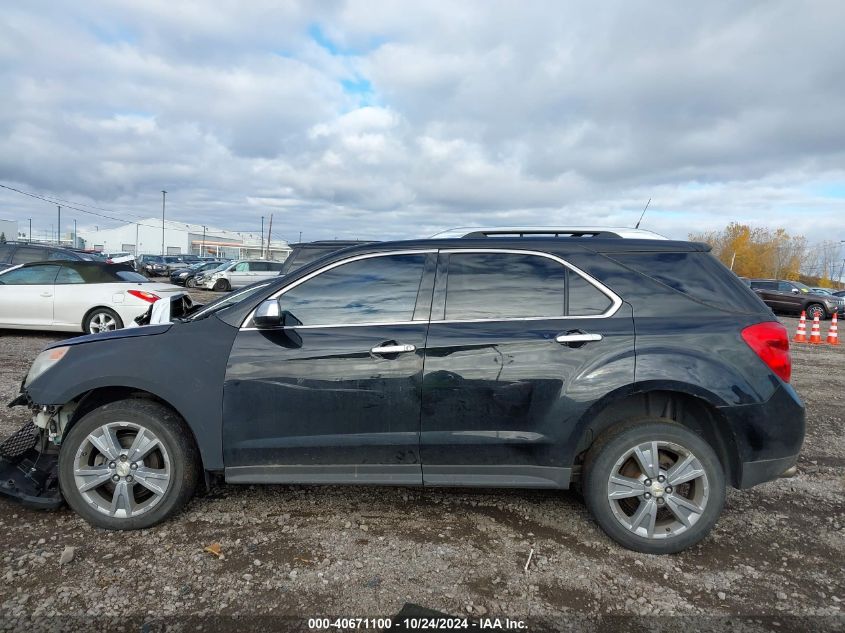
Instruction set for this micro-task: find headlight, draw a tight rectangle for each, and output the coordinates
[178,272,189,277]
[25,346,69,386]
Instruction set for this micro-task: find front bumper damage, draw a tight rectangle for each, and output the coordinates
[0,394,69,509]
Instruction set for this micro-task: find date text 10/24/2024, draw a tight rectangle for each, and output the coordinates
[308,617,528,630]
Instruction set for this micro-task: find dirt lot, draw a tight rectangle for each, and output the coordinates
[0,311,842,631]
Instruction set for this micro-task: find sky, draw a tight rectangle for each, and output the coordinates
[1,1,844,246]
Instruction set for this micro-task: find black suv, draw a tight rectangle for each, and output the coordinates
[749,278,845,320]
[0,241,105,271]
[4,229,804,554]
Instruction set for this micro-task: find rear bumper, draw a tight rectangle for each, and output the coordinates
[719,382,806,489]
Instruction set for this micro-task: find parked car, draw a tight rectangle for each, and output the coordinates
[99,251,136,267]
[0,261,186,333]
[0,241,106,271]
[808,287,833,295]
[748,278,845,319]
[169,260,230,287]
[834,290,845,298]
[136,255,166,276]
[197,259,285,291]
[280,241,374,276]
[4,227,804,554]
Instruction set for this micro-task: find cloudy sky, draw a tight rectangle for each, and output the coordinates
[1,1,844,245]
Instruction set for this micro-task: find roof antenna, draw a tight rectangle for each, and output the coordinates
[634,198,651,229]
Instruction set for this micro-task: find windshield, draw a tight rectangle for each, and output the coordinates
[188,280,274,320]
[115,271,149,282]
[792,281,812,292]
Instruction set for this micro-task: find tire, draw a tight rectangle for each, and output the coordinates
[805,303,827,320]
[213,279,230,292]
[83,308,124,334]
[582,420,725,554]
[58,399,200,530]
[185,277,196,288]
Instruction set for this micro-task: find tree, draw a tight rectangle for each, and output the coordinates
[689,222,807,279]
[0,232,6,243]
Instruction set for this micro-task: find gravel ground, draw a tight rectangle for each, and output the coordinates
[0,311,842,631]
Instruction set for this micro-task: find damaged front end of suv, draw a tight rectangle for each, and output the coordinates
[1,347,77,509]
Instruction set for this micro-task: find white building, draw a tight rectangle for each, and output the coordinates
[78,218,291,261]
[0,218,18,242]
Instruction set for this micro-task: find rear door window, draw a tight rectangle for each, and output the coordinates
[56,267,86,284]
[443,253,566,320]
[11,246,51,264]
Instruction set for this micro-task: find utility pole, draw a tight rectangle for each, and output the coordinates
[299,231,302,243]
[28,218,32,242]
[201,226,207,255]
[57,206,61,245]
[260,216,265,258]
[266,214,274,260]
[161,190,167,256]
[135,223,139,255]
[73,219,77,248]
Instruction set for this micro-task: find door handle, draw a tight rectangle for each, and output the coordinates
[555,332,603,345]
[40,292,53,298]
[371,343,416,355]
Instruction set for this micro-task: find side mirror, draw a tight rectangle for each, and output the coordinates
[791,288,800,294]
[254,299,282,328]
[254,300,302,328]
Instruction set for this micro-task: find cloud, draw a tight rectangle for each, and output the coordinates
[0,1,843,249]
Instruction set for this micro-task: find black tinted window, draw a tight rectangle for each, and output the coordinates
[251,262,269,271]
[750,281,777,291]
[56,267,85,284]
[445,253,566,319]
[614,252,765,313]
[0,265,60,285]
[47,249,78,261]
[279,254,426,326]
[267,262,284,271]
[11,246,51,264]
[115,271,148,282]
[568,272,612,315]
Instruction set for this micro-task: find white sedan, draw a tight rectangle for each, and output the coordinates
[0,261,187,334]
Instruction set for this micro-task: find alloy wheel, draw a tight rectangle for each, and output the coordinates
[606,440,710,540]
[89,312,118,333]
[72,422,172,519]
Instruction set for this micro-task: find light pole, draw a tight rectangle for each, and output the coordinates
[260,216,265,258]
[161,190,167,256]
[201,226,207,255]
[73,219,77,248]
[28,218,32,242]
[57,206,61,245]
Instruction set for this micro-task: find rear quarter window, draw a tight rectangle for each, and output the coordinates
[611,252,765,313]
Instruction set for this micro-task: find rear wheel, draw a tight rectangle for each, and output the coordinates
[58,399,199,530]
[185,277,196,288]
[83,308,123,334]
[213,279,230,292]
[805,303,826,320]
[582,420,725,554]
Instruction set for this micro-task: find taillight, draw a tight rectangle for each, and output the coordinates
[106,258,114,264]
[741,321,791,382]
[127,289,161,303]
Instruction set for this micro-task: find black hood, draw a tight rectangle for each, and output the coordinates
[48,324,173,349]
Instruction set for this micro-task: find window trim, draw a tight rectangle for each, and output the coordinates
[239,248,620,330]
[433,248,621,323]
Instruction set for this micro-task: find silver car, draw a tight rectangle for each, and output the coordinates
[198,259,285,291]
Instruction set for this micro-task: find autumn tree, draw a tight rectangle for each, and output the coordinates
[689,223,807,279]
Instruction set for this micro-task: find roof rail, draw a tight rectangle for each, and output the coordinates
[430,226,669,240]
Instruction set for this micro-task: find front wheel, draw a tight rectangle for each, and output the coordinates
[213,279,230,292]
[58,399,200,530]
[805,303,826,320]
[582,420,725,554]
[185,277,196,288]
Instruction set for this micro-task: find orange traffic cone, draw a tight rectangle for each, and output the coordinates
[826,312,839,346]
[809,314,822,344]
[794,311,808,343]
